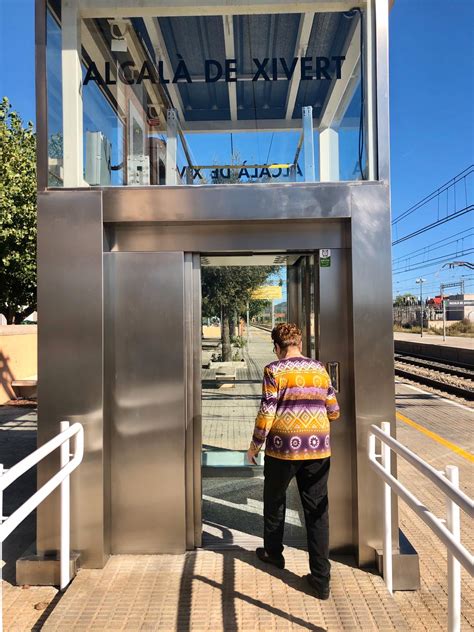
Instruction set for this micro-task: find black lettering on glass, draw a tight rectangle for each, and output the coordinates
[119,61,135,85]
[158,60,170,84]
[83,62,102,86]
[205,60,223,82]
[225,59,237,82]
[137,61,156,84]
[271,58,278,81]
[239,165,249,179]
[300,57,313,81]
[252,58,270,81]
[279,57,298,80]
[316,57,331,80]
[172,58,192,83]
[104,62,116,86]
[332,56,345,79]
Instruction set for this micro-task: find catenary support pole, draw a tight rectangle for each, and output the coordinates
[443,298,446,341]
[445,465,461,632]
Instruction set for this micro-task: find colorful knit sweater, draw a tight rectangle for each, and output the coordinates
[250,356,340,460]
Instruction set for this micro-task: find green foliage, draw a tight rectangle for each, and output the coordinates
[231,335,247,349]
[202,265,275,360]
[393,293,417,306]
[202,266,275,317]
[211,151,243,185]
[0,98,37,324]
[446,318,474,336]
[248,298,271,319]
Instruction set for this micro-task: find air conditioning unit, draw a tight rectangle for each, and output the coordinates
[85,131,112,186]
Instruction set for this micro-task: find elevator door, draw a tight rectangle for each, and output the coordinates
[199,250,353,553]
[200,253,318,548]
[105,252,188,553]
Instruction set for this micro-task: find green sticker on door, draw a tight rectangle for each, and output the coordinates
[320,249,331,268]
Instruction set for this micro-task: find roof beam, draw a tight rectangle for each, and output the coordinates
[79,1,362,19]
[142,16,186,122]
[319,20,360,130]
[184,118,305,133]
[222,15,237,121]
[284,12,314,121]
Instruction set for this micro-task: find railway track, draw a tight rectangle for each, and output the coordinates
[394,353,474,381]
[252,325,474,401]
[394,354,474,401]
[252,323,273,332]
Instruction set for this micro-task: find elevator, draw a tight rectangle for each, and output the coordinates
[36,180,397,571]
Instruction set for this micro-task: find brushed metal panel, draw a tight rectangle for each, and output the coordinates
[184,254,202,549]
[108,221,348,253]
[318,247,355,553]
[102,182,356,223]
[350,182,397,566]
[37,190,106,568]
[105,252,187,553]
[184,253,203,548]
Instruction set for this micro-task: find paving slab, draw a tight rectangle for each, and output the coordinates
[41,550,408,632]
[2,330,474,630]
[394,381,474,631]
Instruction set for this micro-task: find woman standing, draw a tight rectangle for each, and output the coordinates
[247,323,340,599]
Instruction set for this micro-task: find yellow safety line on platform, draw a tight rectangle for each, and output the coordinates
[396,411,474,463]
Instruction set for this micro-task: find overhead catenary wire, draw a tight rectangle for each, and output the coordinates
[392,228,474,265]
[392,248,474,275]
[392,165,473,226]
[392,205,473,246]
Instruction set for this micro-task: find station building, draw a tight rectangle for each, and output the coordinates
[35,0,410,584]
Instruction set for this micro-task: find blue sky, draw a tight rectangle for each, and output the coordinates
[0,0,473,299]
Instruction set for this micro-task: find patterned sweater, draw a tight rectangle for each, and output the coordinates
[250,356,340,460]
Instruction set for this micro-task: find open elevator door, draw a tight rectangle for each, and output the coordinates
[200,253,322,549]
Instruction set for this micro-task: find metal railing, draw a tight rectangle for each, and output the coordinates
[368,422,474,632]
[0,421,84,631]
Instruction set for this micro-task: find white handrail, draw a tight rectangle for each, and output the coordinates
[368,422,474,632]
[0,421,84,632]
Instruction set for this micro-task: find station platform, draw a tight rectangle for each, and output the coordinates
[2,328,473,630]
[394,332,474,350]
[394,331,474,367]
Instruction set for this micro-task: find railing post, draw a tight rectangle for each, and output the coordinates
[445,465,461,632]
[60,421,70,590]
[0,463,3,631]
[381,421,393,594]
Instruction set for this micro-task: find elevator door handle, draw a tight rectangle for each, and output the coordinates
[326,361,340,392]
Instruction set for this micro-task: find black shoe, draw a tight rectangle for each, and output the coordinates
[305,574,330,600]
[256,547,285,569]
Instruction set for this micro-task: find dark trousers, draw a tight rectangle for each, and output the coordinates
[263,455,330,581]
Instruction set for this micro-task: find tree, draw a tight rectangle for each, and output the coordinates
[393,293,417,307]
[202,266,275,361]
[0,98,37,324]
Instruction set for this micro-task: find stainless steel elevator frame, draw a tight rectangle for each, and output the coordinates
[34,0,403,576]
[37,180,396,569]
